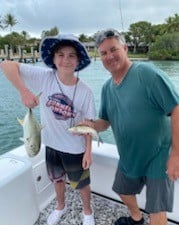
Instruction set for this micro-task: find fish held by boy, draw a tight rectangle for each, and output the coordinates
[17,108,43,157]
[68,125,103,146]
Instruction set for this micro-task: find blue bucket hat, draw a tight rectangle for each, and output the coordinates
[40,34,91,71]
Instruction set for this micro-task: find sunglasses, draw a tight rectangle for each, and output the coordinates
[95,29,121,48]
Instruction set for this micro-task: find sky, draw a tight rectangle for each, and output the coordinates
[0,0,179,38]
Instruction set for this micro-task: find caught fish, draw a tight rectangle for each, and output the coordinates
[17,108,42,157]
[68,125,103,146]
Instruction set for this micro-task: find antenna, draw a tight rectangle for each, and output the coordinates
[119,0,124,31]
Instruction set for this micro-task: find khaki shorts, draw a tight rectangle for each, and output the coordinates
[46,146,90,189]
[112,168,174,213]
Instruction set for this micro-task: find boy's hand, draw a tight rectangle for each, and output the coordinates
[21,89,39,108]
[82,151,92,170]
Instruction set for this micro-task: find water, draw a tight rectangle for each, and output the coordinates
[0,60,179,155]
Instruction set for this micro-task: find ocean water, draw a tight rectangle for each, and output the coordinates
[0,59,179,155]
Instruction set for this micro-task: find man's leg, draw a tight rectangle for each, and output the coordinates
[150,212,167,225]
[120,194,143,221]
[145,177,174,225]
[112,168,145,224]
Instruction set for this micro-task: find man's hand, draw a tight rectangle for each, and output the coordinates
[167,153,179,181]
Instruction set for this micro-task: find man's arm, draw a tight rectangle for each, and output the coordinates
[80,118,110,133]
[167,104,179,180]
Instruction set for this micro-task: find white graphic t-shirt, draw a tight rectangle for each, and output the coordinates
[19,64,96,154]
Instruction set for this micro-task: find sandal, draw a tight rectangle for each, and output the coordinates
[114,216,144,225]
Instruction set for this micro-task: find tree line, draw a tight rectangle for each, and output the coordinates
[0,13,179,60]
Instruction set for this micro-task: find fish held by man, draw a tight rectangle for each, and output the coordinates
[68,125,103,146]
[17,108,43,157]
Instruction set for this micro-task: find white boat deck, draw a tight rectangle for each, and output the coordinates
[34,184,178,225]
[1,143,179,225]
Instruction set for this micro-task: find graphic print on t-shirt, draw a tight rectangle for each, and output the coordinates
[46,93,76,120]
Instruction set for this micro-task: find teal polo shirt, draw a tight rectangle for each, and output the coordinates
[99,62,179,178]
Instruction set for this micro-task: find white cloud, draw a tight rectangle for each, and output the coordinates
[0,0,178,38]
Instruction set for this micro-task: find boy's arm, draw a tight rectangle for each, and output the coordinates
[82,134,92,170]
[0,60,39,108]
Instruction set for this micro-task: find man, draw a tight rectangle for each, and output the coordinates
[83,29,179,225]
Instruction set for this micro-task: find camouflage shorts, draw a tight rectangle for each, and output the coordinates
[45,146,90,189]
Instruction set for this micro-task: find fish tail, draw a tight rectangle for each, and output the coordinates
[17,117,24,126]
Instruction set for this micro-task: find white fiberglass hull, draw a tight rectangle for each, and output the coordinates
[0,142,179,225]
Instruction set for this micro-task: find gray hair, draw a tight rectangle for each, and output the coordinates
[95,29,126,48]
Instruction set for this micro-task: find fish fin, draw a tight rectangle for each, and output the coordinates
[17,117,24,126]
[19,137,24,142]
[97,135,103,147]
[36,92,42,98]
